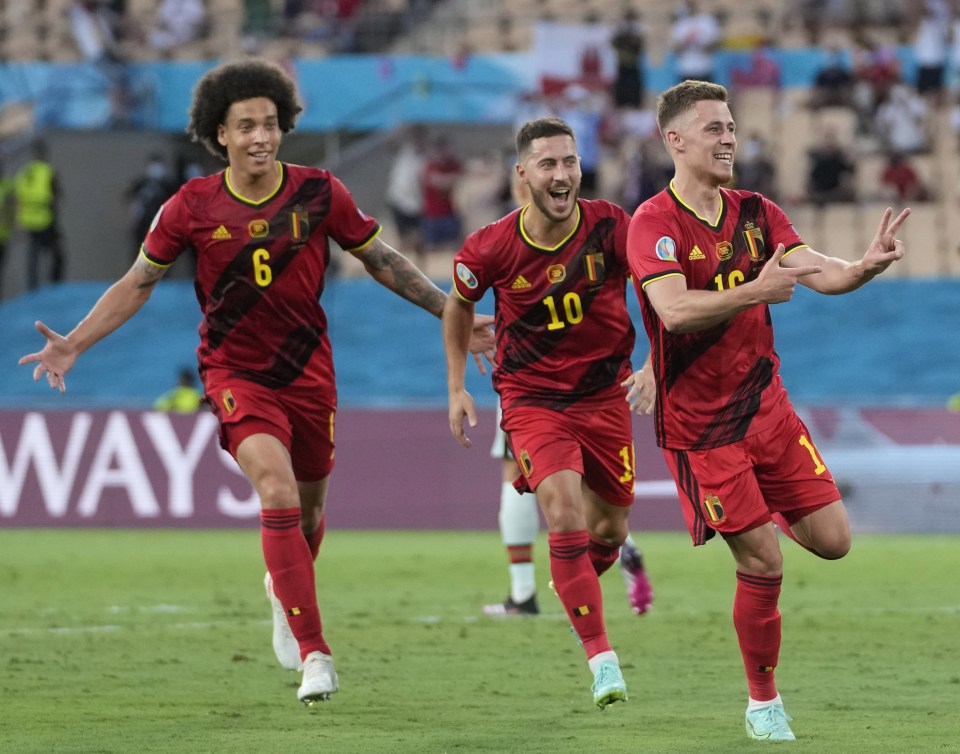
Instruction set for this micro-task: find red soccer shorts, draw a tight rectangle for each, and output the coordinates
[663,410,841,545]
[501,392,635,507]
[204,370,336,481]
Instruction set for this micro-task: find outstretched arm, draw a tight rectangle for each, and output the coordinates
[443,293,479,448]
[351,236,447,315]
[784,206,910,294]
[18,254,167,392]
[351,236,495,371]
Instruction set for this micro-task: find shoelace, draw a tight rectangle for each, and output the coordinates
[753,705,794,731]
[593,664,619,691]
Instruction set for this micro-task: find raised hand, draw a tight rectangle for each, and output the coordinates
[18,321,78,393]
[753,244,822,304]
[862,207,910,276]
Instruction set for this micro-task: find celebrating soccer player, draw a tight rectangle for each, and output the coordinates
[444,117,653,710]
[19,58,494,707]
[626,79,910,741]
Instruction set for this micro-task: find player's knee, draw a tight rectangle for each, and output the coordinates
[255,472,299,507]
[815,531,852,560]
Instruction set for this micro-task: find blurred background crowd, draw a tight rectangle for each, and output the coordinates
[1,0,959,407]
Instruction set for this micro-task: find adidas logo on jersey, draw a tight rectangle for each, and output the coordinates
[212,225,232,240]
[688,246,705,260]
[511,275,532,290]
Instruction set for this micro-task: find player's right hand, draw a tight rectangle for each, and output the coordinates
[448,389,477,448]
[755,244,821,304]
[18,320,77,393]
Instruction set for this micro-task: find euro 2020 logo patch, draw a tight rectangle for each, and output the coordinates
[655,236,677,262]
[456,262,478,290]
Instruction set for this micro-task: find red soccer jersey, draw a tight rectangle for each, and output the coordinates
[452,199,635,411]
[627,184,806,450]
[143,162,380,391]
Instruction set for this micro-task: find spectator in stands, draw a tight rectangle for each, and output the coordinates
[879,151,931,202]
[852,33,901,134]
[154,367,203,413]
[126,152,177,258]
[609,9,645,110]
[730,40,781,91]
[68,0,132,125]
[912,0,951,107]
[0,157,14,299]
[809,43,856,109]
[793,0,829,44]
[147,0,207,53]
[735,132,779,202]
[949,10,960,91]
[14,140,65,290]
[69,0,123,63]
[875,83,930,154]
[385,125,427,259]
[420,134,464,254]
[806,127,856,205]
[670,0,721,83]
[555,85,604,199]
[620,135,669,214]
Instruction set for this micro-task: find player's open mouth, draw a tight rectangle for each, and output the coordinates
[250,151,271,161]
[714,153,733,164]
[549,188,571,205]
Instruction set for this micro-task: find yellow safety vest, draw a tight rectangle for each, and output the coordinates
[14,160,55,231]
[0,178,14,243]
[153,386,203,414]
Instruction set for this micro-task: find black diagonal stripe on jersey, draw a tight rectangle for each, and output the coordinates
[674,450,713,545]
[710,194,765,281]
[499,217,631,401]
[692,356,773,449]
[660,195,769,396]
[230,325,324,389]
[205,177,333,353]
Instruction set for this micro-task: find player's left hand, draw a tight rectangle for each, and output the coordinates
[622,367,656,415]
[468,313,496,375]
[863,206,910,275]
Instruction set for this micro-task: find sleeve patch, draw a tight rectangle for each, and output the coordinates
[455,262,479,290]
[655,236,677,262]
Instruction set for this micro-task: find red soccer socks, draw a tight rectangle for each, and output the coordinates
[261,507,330,659]
[549,530,611,658]
[734,571,783,702]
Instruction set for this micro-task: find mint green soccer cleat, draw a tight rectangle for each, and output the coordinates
[591,661,627,710]
[746,703,796,741]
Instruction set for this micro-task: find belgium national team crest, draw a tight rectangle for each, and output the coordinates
[743,222,765,261]
[702,494,726,524]
[290,205,310,245]
[518,449,533,477]
[584,251,605,283]
[221,389,237,415]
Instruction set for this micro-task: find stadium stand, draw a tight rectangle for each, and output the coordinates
[1,3,957,299]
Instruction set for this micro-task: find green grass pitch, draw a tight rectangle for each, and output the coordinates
[1,530,958,753]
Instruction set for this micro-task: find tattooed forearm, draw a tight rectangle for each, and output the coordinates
[132,254,168,289]
[356,238,446,317]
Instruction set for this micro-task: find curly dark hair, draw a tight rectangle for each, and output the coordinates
[186,58,304,160]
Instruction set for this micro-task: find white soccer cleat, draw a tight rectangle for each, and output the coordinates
[264,572,302,671]
[298,651,339,705]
